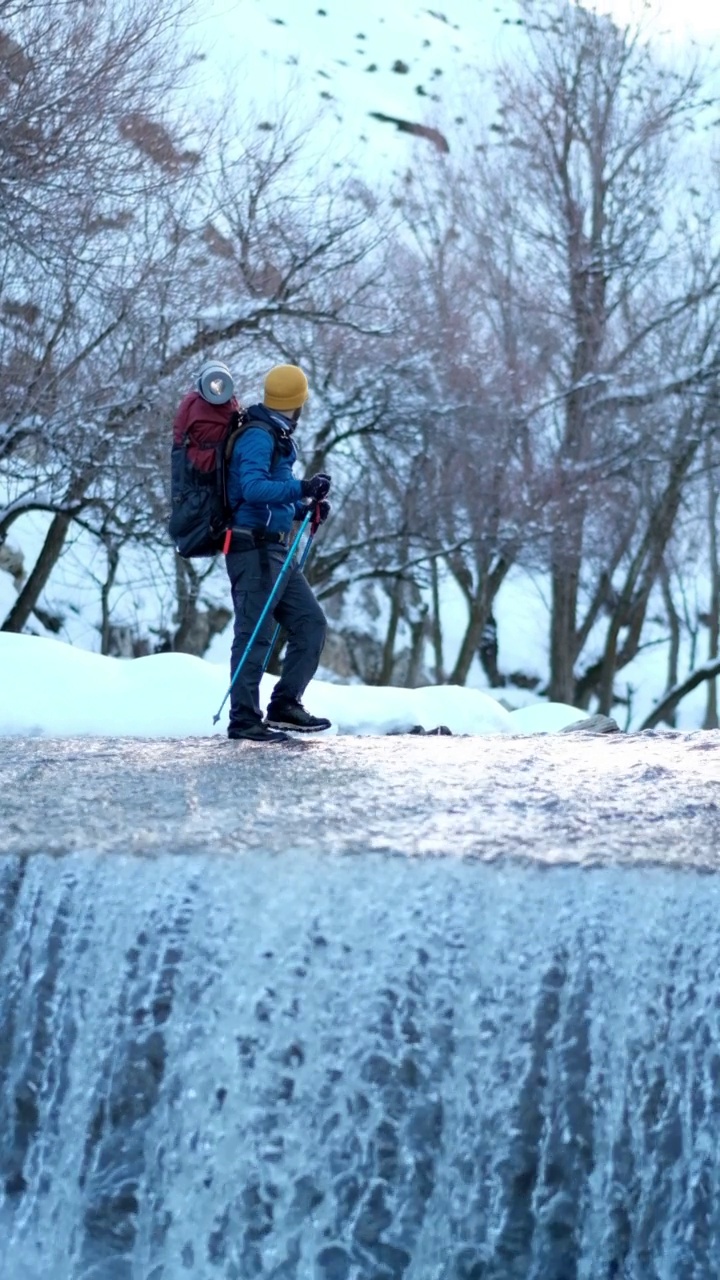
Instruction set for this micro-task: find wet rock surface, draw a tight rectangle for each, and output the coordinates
[0,730,718,867]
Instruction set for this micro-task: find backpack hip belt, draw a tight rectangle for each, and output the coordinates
[224,528,288,553]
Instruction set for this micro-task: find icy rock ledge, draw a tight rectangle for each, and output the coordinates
[559,713,621,734]
[386,724,454,736]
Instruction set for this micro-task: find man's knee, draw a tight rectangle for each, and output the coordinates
[307,600,327,650]
[284,595,326,637]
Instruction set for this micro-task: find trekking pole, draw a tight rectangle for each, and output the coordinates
[212,511,312,726]
[261,504,322,675]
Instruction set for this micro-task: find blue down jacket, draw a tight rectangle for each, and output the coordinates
[226,404,307,534]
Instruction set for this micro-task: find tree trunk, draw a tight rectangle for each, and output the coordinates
[546,184,605,705]
[704,441,719,729]
[173,556,201,653]
[1,513,72,633]
[449,596,486,686]
[100,542,120,656]
[405,605,428,688]
[377,579,402,686]
[548,556,580,704]
[548,443,587,704]
[595,429,699,714]
[430,557,444,683]
[448,556,509,686]
[478,612,504,687]
[639,658,720,730]
[659,560,680,727]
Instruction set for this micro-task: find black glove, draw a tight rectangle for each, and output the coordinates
[301,472,331,500]
[313,499,331,525]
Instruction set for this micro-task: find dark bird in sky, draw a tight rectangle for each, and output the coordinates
[368,110,449,153]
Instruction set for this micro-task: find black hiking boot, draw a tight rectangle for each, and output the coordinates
[228,722,290,743]
[264,698,332,733]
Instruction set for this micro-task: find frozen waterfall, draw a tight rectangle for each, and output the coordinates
[1,850,720,1279]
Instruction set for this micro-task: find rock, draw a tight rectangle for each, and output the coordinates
[559,714,620,735]
[387,725,453,736]
[0,540,25,588]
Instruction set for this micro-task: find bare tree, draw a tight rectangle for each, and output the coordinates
[476,1,719,702]
[0,0,202,629]
[0,22,392,642]
[703,434,720,727]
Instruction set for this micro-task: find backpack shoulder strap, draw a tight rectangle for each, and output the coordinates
[225,416,280,468]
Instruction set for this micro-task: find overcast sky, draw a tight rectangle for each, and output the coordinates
[182,0,719,171]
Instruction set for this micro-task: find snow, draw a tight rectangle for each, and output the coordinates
[0,633,589,738]
[2,511,715,733]
[503,701,588,735]
[3,507,716,732]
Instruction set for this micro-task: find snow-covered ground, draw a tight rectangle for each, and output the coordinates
[1,508,714,734]
[0,632,588,738]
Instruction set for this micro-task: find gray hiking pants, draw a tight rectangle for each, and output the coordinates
[225,541,326,731]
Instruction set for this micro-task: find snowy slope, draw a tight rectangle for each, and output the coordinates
[1,509,713,732]
[0,632,589,737]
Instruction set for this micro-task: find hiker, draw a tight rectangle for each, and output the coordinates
[224,363,332,743]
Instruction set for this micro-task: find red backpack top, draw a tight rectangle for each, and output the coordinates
[172,389,241,473]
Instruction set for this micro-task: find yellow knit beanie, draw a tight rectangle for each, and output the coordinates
[263,364,309,412]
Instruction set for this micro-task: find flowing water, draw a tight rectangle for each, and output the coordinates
[1,732,719,1279]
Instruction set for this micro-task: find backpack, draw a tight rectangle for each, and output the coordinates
[168,391,278,558]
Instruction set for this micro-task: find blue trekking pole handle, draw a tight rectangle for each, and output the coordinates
[261,505,321,675]
[212,511,312,725]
